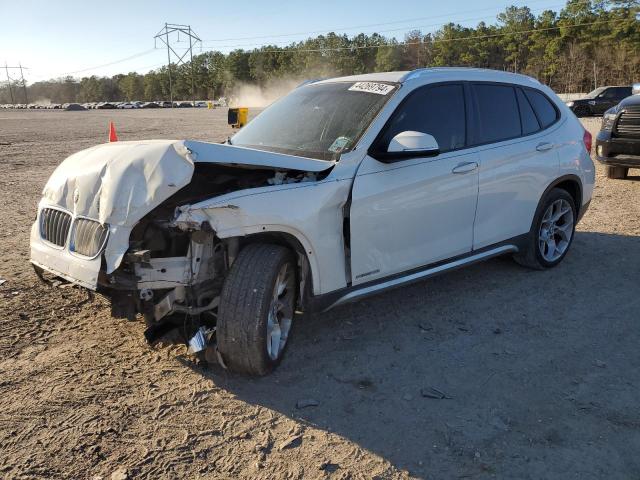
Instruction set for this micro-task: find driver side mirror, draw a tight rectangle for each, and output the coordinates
[371,131,440,162]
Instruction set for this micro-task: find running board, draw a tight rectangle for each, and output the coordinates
[325,245,517,311]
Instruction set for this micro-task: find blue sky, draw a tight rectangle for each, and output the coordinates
[2,0,568,83]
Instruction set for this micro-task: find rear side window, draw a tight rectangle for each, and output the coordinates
[474,84,521,143]
[516,88,540,135]
[379,84,466,153]
[523,89,558,128]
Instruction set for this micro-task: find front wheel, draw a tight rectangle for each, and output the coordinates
[215,243,297,375]
[513,188,576,270]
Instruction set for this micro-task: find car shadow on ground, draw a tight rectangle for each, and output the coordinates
[179,231,640,478]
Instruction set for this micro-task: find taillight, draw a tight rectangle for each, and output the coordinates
[583,129,592,153]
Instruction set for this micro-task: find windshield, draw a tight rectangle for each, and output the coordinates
[230,81,396,161]
[585,87,606,99]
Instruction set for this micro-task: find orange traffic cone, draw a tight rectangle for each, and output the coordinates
[108,121,118,142]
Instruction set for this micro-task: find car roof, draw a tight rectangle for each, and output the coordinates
[313,67,543,88]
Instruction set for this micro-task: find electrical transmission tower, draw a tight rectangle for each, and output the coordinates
[3,63,28,104]
[154,23,201,107]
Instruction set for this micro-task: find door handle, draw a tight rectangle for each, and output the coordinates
[536,142,554,152]
[452,161,478,174]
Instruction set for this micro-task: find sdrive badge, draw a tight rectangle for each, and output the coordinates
[348,82,395,95]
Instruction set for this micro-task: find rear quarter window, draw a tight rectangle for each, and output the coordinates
[516,88,541,135]
[524,89,558,129]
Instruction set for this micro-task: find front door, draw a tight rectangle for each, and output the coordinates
[349,83,479,285]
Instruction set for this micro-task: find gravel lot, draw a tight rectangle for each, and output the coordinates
[0,109,639,479]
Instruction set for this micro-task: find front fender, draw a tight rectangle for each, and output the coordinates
[173,179,353,295]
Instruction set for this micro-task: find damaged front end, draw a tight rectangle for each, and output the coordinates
[31,139,332,356]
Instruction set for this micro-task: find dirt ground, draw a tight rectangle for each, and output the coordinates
[1,109,639,480]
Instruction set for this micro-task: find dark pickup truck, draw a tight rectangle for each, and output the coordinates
[595,84,640,179]
[566,86,632,117]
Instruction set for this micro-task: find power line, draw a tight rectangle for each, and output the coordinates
[223,18,627,55]
[200,0,588,43]
[199,3,572,50]
[56,49,157,76]
[131,17,630,74]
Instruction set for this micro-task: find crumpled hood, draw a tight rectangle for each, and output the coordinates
[42,139,335,227]
[38,138,336,278]
[42,139,194,227]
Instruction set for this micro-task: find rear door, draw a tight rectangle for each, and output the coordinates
[472,83,560,249]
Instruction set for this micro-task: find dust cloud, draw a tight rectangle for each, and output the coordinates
[228,77,318,108]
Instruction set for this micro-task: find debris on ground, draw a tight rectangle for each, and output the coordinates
[278,435,303,451]
[319,461,339,472]
[296,398,319,409]
[421,387,452,399]
[594,360,607,368]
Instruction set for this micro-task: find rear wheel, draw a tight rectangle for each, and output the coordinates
[513,188,576,270]
[606,166,628,179]
[215,243,297,375]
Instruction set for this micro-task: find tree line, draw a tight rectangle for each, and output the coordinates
[2,0,638,104]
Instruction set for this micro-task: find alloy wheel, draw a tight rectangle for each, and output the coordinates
[266,262,295,360]
[538,199,574,262]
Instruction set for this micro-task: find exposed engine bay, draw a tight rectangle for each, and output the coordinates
[101,163,319,356]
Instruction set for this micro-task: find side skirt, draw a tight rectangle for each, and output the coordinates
[308,241,522,312]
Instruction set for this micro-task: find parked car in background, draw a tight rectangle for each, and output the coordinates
[195,101,208,108]
[30,68,594,375]
[158,101,173,108]
[97,102,116,109]
[141,102,160,108]
[566,86,632,117]
[595,83,640,179]
[117,102,138,109]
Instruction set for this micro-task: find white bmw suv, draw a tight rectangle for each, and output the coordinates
[31,68,595,375]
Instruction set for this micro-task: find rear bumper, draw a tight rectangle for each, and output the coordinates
[595,131,640,167]
[29,221,101,290]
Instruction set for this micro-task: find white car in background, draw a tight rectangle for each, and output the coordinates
[30,68,595,375]
[117,102,138,109]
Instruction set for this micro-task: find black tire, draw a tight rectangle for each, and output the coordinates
[606,166,628,179]
[216,243,297,375]
[513,188,577,270]
[573,105,590,117]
